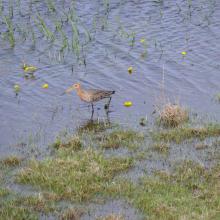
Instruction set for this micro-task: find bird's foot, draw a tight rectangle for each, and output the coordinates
[104,104,109,110]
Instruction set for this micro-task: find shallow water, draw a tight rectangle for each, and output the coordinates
[0,0,220,158]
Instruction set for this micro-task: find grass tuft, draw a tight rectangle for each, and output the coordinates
[152,143,169,154]
[1,156,22,167]
[52,135,82,151]
[60,207,83,220]
[157,103,188,127]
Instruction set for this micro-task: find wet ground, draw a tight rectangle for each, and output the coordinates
[0,0,220,157]
[0,2,220,219]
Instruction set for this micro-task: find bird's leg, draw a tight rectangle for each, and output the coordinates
[108,97,112,107]
[91,103,94,120]
[104,97,112,110]
[105,106,110,123]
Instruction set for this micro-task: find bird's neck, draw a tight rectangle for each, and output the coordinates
[76,87,83,96]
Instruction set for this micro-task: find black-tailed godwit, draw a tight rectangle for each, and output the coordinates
[66,83,115,116]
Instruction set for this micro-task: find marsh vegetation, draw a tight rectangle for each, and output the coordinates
[0,0,220,219]
[1,118,220,219]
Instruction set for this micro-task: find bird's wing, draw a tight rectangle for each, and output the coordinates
[87,89,114,102]
[88,89,113,96]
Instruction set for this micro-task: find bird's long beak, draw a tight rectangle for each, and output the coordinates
[65,86,74,94]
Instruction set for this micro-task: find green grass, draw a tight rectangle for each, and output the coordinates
[13,196,57,213]
[17,148,133,202]
[97,129,144,149]
[52,135,83,151]
[1,124,219,219]
[0,203,38,220]
[0,187,10,197]
[0,193,49,220]
[77,120,112,134]
[152,124,220,143]
[107,161,220,220]
[3,15,15,47]
[0,193,57,220]
[0,187,64,219]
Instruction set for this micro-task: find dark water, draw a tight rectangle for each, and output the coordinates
[0,0,220,158]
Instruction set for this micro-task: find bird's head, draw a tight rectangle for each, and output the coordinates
[65,83,81,93]
[73,83,81,89]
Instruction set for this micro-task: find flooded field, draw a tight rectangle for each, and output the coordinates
[0,0,220,219]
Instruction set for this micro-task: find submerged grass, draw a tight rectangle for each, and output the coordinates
[0,193,57,220]
[0,203,38,220]
[0,123,220,219]
[2,15,15,47]
[13,195,56,213]
[107,161,220,220]
[17,148,133,202]
[98,129,144,149]
[152,123,220,143]
[77,119,112,134]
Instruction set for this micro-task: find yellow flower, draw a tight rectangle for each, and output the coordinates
[42,83,49,89]
[140,38,145,43]
[124,101,133,107]
[14,84,21,93]
[128,66,133,74]
[181,51,187,56]
[23,64,37,72]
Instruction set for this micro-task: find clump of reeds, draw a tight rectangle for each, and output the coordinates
[157,102,188,127]
[155,64,189,127]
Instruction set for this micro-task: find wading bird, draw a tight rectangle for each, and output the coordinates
[66,83,115,118]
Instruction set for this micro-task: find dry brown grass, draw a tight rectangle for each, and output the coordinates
[52,135,82,151]
[157,103,188,127]
[60,207,83,220]
[97,214,124,220]
[1,156,22,166]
